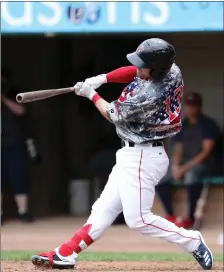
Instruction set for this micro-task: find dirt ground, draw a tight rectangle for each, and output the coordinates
[1,217,223,272]
[2,261,224,272]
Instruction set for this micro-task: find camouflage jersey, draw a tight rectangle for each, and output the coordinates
[106,64,184,144]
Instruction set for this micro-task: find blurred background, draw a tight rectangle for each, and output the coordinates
[1,1,223,245]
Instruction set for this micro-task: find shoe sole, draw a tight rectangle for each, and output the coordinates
[32,255,75,269]
[196,231,214,270]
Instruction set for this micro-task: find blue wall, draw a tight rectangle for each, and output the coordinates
[1,2,223,33]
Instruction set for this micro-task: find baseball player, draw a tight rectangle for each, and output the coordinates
[32,38,213,270]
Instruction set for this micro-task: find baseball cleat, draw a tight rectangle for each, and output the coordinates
[32,250,75,269]
[192,232,213,270]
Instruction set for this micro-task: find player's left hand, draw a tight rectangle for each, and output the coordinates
[74,82,97,101]
[72,82,83,92]
[73,74,106,93]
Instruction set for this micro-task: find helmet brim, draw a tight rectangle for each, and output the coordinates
[126,52,148,69]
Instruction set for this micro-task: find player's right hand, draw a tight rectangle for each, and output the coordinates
[84,74,107,90]
[74,82,97,101]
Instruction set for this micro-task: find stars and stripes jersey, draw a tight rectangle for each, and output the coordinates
[106,63,184,144]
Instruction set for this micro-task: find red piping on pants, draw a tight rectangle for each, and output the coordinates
[138,149,200,241]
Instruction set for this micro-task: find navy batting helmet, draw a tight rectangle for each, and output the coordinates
[126,38,176,73]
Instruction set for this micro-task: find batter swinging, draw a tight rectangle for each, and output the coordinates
[32,38,213,270]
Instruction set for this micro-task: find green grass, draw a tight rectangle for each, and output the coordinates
[1,251,223,262]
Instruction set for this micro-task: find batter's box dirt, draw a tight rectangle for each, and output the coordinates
[2,261,224,272]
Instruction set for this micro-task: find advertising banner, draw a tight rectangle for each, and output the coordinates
[1,2,223,33]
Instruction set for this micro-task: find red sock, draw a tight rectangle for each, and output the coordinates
[59,224,94,257]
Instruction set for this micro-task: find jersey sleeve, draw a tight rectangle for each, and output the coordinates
[107,100,139,125]
[106,87,155,125]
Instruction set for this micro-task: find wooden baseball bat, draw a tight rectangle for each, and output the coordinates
[193,183,210,231]
[16,87,74,103]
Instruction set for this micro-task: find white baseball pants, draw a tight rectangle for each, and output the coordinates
[76,143,200,252]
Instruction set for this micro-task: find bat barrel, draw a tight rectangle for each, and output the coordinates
[16,86,74,103]
[16,94,23,103]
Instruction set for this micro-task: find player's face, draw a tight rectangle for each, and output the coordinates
[137,68,150,79]
[183,104,200,118]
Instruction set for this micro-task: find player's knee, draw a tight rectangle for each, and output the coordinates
[124,212,154,231]
[124,215,144,231]
[125,217,140,230]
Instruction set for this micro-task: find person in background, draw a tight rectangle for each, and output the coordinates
[1,68,33,224]
[156,92,220,228]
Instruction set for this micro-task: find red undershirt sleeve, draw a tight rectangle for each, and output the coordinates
[106,66,137,84]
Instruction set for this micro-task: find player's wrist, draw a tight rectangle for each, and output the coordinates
[87,89,96,101]
[92,93,102,104]
[88,91,102,104]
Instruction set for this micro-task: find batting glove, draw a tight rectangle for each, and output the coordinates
[74,82,97,101]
